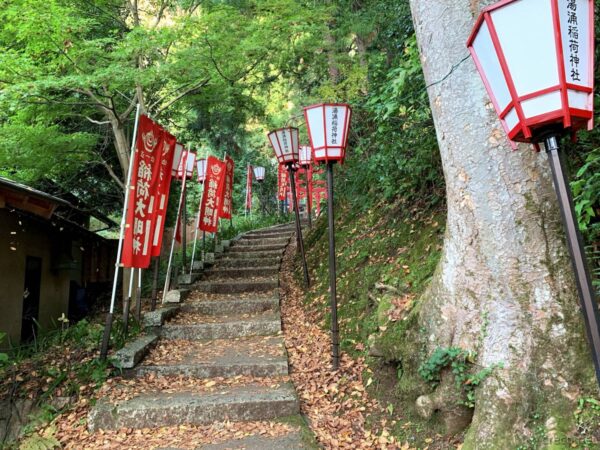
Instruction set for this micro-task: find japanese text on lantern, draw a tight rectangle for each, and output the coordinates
[566,0,580,82]
[281,131,289,153]
[331,107,338,145]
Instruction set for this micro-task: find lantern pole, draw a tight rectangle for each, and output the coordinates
[182,186,187,273]
[325,161,340,370]
[544,133,600,387]
[288,164,310,288]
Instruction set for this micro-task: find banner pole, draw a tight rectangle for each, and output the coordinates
[100,103,141,360]
[135,268,142,322]
[150,256,160,311]
[161,161,188,304]
[189,192,202,276]
[123,268,135,337]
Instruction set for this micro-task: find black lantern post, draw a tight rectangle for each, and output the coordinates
[468,0,600,387]
[268,127,310,287]
[304,103,352,370]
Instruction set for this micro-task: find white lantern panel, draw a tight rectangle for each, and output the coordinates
[325,105,348,147]
[306,107,325,149]
[504,108,519,131]
[568,90,590,109]
[299,146,312,165]
[491,0,559,96]
[315,148,342,160]
[559,0,591,86]
[472,21,512,111]
[521,91,562,118]
[268,133,282,157]
[186,152,196,176]
[172,143,184,174]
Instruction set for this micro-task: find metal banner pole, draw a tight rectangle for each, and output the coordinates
[288,165,310,288]
[326,162,340,370]
[545,135,600,388]
[305,167,312,229]
[100,103,141,360]
[150,256,160,311]
[189,198,202,276]
[182,190,187,272]
[123,268,134,337]
[135,268,142,322]
[161,168,188,304]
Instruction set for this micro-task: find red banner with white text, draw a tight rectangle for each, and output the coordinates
[199,156,227,233]
[122,115,164,268]
[220,155,234,219]
[150,132,177,257]
[277,165,288,201]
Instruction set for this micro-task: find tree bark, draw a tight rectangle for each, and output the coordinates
[408,0,594,447]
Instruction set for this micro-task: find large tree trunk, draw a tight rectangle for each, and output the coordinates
[408,0,594,447]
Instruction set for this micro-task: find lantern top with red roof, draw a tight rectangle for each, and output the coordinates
[467,0,594,146]
[303,103,352,163]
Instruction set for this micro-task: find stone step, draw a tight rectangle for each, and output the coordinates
[243,231,294,239]
[161,311,281,340]
[142,305,180,328]
[219,250,284,260]
[228,244,286,252]
[235,237,290,246]
[183,297,279,316]
[198,431,309,449]
[134,336,289,379]
[215,257,281,268]
[202,267,280,280]
[193,280,278,294]
[88,382,299,431]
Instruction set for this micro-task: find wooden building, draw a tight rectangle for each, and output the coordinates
[0,177,117,348]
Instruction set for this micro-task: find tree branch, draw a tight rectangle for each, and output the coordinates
[152,78,210,118]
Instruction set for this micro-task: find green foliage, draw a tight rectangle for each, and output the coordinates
[0,331,9,366]
[18,425,60,450]
[418,347,500,409]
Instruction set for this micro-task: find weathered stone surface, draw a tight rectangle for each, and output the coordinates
[203,253,215,264]
[135,336,289,379]
[202,267,280,279]
[228,244,286,253]
[161,312,282,340]
[142,306,180,328]
[214,244,224,254]
[221,240,231,249]
[178,272,201,286]
[220,250,284,260]
[111,334,158,369]
[164,290,182,304]
[216,257,281,268]
[236,237,290,246]
[193,280,278,294]
[183,297,279,316]
[198,432,310,449]
[88,383,299,431]
[192,261,204,271]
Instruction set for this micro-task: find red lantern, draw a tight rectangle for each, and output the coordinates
[299,145,312,167]
[268,127,300,165]
[467,0,594,145]
[253,166,266,182]
[303,103,352,163]
[197,158,207,183]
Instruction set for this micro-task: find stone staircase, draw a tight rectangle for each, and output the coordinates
[89,223,315,449]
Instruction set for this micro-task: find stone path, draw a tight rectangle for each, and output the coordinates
[89,223,316,449]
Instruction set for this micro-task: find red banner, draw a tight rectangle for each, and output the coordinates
[245,165,253,211]
[199,156,227,233]
[220,155,234,219]
[277,165,288,201]
[122,115,164,269]
[150,132,177,257]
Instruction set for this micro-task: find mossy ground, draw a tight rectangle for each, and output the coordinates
[299,198,453,447]
[298,199,600,449]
